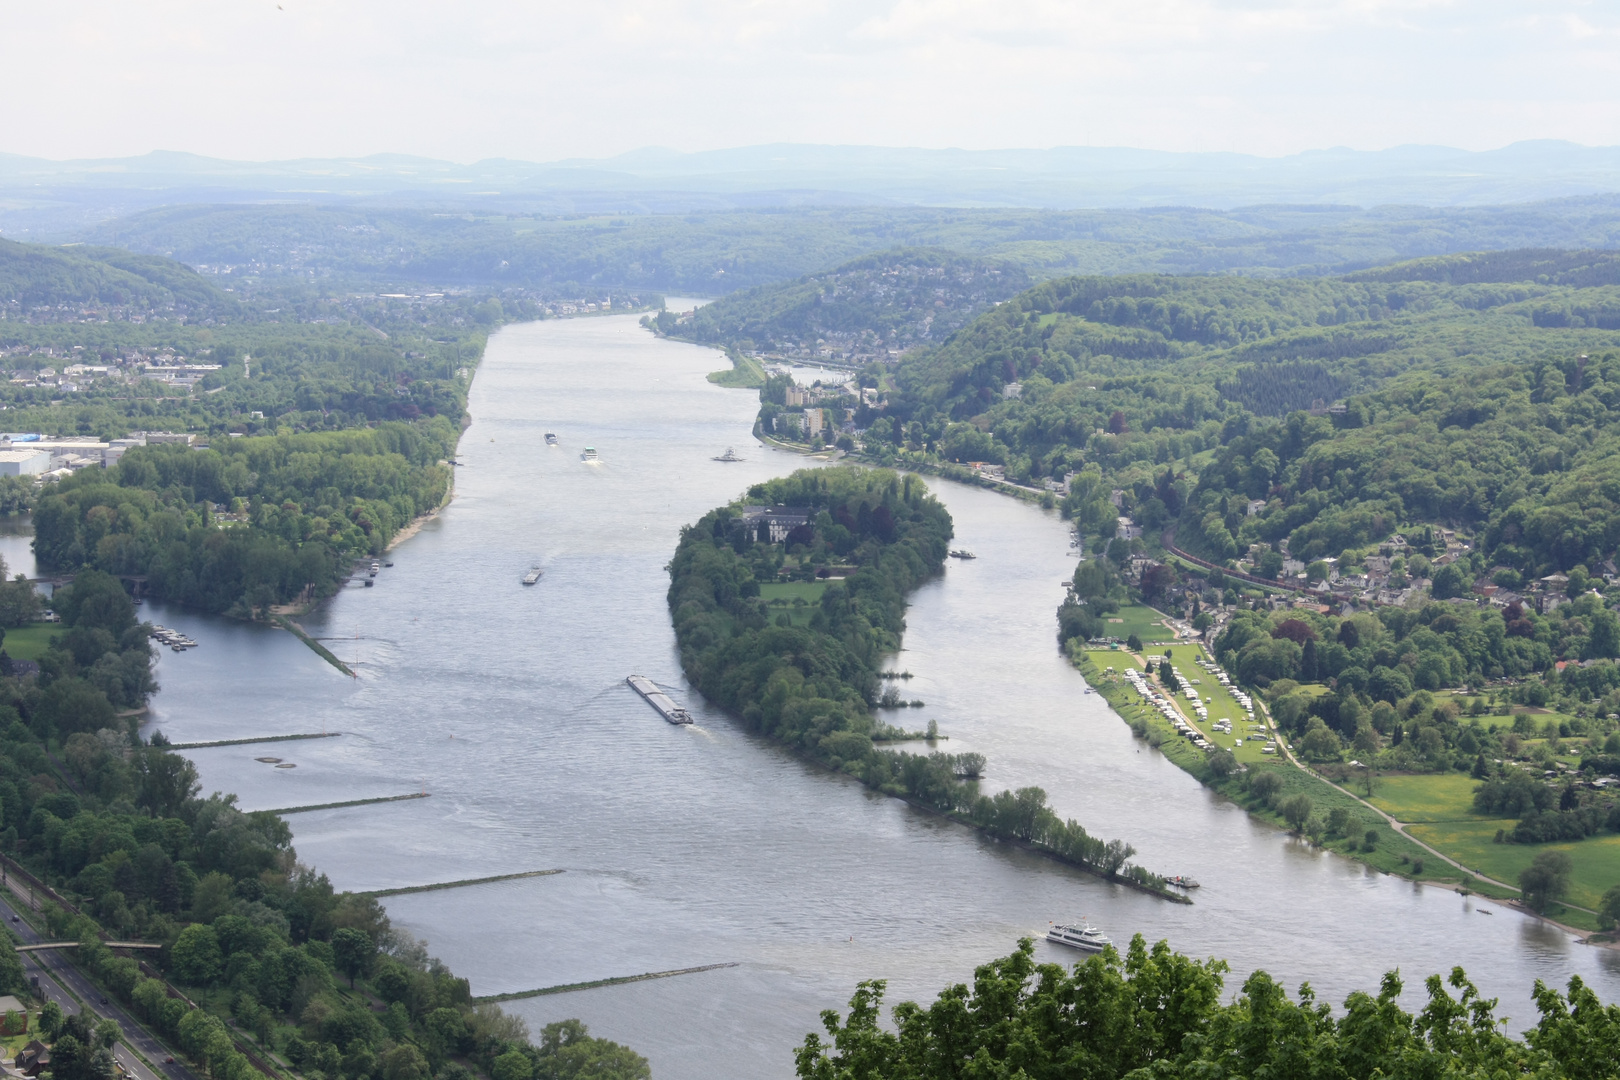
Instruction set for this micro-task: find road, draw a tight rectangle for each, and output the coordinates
[0,884,199,1080]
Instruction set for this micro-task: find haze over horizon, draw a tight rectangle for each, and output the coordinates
[9,0,1620,164]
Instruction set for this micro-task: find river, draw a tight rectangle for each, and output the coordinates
[106,312,1620,1078]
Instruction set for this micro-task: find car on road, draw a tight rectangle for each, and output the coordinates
[163,1058,174,1065]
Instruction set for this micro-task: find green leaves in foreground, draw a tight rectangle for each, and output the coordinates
[797,936,1620,1080]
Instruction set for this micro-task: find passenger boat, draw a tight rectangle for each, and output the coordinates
[581,447,599,461]
[545,432,559,445]
[948,549,977,560]
[712,447,744,462]
[522,567,543,585]
[1046,921,1111,953]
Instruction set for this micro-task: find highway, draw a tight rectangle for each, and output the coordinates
[0,884,199,1080]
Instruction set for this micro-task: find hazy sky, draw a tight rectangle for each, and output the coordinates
[8,0,1620,162]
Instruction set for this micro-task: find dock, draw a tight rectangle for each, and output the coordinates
[627,675,693,724]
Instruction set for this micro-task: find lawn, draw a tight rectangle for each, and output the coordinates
[1408,819,1620,912]
[1368,773,1482,823]
[1099,604,1172,644]
[2,623,58,662]
[760,580,827,626]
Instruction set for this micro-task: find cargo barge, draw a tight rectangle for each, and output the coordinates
[626,675,693,724]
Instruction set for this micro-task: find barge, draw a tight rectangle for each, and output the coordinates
[626,675,693,724]
[522,567,543,585]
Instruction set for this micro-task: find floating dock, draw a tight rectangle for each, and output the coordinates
[627,675,693,724]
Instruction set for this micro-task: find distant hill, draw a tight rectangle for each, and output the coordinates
[1347,248,1620,287]
[663,248,1031,360]
[60,197,1620,296]
[0,237,231,314]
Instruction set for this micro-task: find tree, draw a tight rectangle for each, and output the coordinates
[1519,851,1574,912]
[1599,884,1620,930]
[1326,807,1350,837]
[170,924,222,986]
[1279,793,1313,831]
[1126,633,1143,653]
[331,927,377,989]
[1248,771,1283,806]
[536,1020,651,1080]
[491,1051,534,1080]
[39,1000,64,1039]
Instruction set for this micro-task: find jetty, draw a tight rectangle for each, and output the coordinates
[627,675,693,724]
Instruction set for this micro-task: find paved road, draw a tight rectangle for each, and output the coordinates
[0,885,199,1080]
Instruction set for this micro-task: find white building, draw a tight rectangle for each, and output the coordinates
[0,448,51,476]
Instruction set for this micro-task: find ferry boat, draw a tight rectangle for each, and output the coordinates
[545,433,559,445]
[712,447,744,462]
[626,674,693,724]
[1046,921,1111,953]
[522,567,543,585]
[581,447,599,461]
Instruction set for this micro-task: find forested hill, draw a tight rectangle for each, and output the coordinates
[655,248,1030,360]
[0,238,233,315]
[862,249,1620,579]
[71,196,1620,293]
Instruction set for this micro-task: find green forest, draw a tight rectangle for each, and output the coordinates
[669,467,1170,892]
[655,248,1030,357]
[0,570,648,1080]
[834,250,1620,584]
[0,239,509,615]
[73,198,1620,295]
[797,936,1619,1079]
[31,424,455,615]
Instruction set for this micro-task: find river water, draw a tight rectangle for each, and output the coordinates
[120,313,1619,1078]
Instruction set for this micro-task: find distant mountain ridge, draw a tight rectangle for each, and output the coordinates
[8,140,1620,238]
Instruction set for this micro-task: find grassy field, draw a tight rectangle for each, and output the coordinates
[1368,770,1620,916]
[760,580,827,626]
[3,623,57,661]
[1407,819,1620,914]
[1099,604,1172,643]
[1368,773,1482,822]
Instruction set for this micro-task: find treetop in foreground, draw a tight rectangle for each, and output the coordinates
[797,935,1620,1080]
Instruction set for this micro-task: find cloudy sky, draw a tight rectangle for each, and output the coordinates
[8,0,1620,162]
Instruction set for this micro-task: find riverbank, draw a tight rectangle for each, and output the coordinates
[1069,644,1609,934]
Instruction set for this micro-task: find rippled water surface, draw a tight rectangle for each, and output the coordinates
[133,314,1620,1079]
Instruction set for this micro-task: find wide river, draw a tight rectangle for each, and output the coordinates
[81,313,1620,1077]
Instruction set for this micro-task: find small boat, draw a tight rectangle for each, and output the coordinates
[1168,876,1201,889]
[522,567,543,585]
[949,549,977,560]
[369,561,380,577]
[581,447,599,461]
[364,580,375,588]
[1046,921,1112,953]
[545,433,559,445]
[712,447,744,462]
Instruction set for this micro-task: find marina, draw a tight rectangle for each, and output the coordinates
[626,675,693,724]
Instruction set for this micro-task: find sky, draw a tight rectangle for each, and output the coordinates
[7,0,1620,162]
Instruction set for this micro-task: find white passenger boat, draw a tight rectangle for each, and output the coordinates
[1046,921,1111,952]
[581,447,599,461]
